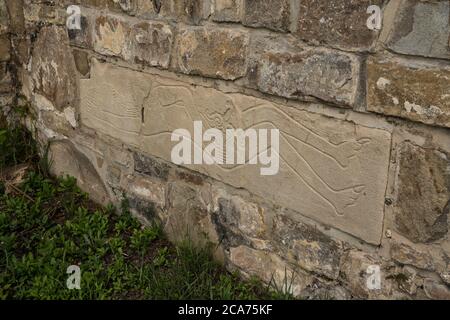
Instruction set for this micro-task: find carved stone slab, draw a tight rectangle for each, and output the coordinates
[80,60,392,244]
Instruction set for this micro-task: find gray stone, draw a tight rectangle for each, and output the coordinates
[49,140,110,205]
[133,151,171,181]
[390,242,435,271]
[271,214,343,280]
[386,0,450,59]
[242,0,290,32]
[31,26,79,111]
[255,48,361,107]
[124,21,173,68]
[394,142,449,243]
[423,278,450,300]
[295,0,385,51]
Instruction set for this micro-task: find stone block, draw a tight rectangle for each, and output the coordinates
[255,48,361,107]
[242,0,289,32]
[31,25,78,111]
[367,56,450,128]
[385,0,450,59]
[393,142,449,243]
[173,26,249,80]
[212,0,242,22]
[80,60,392,244]
[296,0,385,51]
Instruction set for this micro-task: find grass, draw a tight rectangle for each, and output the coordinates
[0,121,290,300]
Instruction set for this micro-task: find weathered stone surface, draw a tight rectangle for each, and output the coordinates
[393,142,449,243]
[242,0,289,32]
[0,0,9,33]
[423,278,450,300]
[24,3,66,26]
[0,62,11,93]
[213,193,266,242]
[31,26,79,111]
[123,21,173,68]
[126,174,166,209]
[165,181,220,250]
[49,140,109,204]
[367,56,450,128]
[385,0,450,59]
[340,250,393,299]
[94,14,129,57]
[255,49,361,107]
[296,0,385,51]
[133,151,170,181]
[229,245,313,296]
[0,33,10,62]
[94,15,172,68]
[390,242,435,271]
[5,0,25,34]
[271,214,343,279]
[72,49,91,77]
[212,0,242,22]
[171,0,209,25]
[173,26,249,80]
[80,60,392,244]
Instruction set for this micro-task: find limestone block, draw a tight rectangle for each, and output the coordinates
[80,60,392,244]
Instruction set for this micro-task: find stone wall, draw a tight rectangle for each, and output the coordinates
[2,0,450,299]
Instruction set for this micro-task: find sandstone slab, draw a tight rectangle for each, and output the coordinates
[80,60,392,244]
[367,56,450,128]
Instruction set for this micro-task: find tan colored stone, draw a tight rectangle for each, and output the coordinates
[123,21,173,68]
[94,14,129,57]
[367,56,450,128]
[173,26,249,80]
[0,33,10,62]
[212,0,242,22]
[31,26,79,111]
[80,60,392,244]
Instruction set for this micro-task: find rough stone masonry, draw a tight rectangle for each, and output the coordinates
[1,0,450,299]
